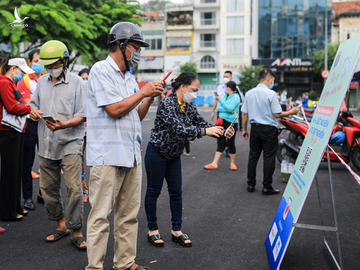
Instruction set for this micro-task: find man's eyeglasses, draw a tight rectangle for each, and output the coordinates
[128,44,142,53]
[45,62,63,70]
[187,85,199,92]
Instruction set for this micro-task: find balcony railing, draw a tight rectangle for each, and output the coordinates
[200,62,215,69]
[201,0,216,3]
[200,18,216,26]
[200,41,216,47]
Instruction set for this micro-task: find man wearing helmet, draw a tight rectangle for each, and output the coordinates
[85,22,163,270]
[30,40,87,249]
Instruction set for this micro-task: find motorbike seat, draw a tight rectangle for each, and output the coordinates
[347,117,360,129]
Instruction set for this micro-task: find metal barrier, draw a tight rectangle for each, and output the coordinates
[193,84,217,106]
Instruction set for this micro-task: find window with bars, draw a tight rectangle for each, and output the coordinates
[144,39,162,50]
[201,12,216,25]
[200,55,215,69]
[200,34,216,47]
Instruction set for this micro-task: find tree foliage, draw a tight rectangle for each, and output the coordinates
[180,62,198,75]
[308,90,318,101]
[0,0,142,64]
[238,65,263,93]
[311,42,341,75]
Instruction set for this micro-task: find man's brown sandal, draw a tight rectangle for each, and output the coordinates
[113,263,150,270]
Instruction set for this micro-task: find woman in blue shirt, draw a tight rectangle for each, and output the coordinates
[204,81,241,170]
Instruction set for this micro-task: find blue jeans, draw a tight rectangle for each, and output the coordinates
[144,142,183,231]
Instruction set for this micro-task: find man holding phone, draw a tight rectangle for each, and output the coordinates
[85,22,163,270]
[241,69,300,195]
[30,40,87,249]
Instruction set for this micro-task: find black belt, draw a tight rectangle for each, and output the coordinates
[251,123,264,126]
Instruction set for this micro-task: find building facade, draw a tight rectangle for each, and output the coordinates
[220,0,252,84]
[331,0,360,108]
[138,1,253,91]
[192,0,220,85]
[138,12,166,85]
[252,0,332,98]
[164,4,194,79]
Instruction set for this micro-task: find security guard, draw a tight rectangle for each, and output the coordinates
[241,69,300,195]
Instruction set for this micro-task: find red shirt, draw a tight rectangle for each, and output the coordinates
[0,75,31,132]
[17,73,42,99]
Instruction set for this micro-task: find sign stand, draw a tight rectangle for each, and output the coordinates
[265,34,360,270]
[292,148,343,270]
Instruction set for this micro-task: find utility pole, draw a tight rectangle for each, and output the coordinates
[324,0,328,84]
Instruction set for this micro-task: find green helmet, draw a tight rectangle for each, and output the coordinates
[38,40,69,66]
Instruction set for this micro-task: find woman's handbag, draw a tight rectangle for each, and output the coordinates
[0,89,28,132]
[215,117,223,126]
[1,106,26,132]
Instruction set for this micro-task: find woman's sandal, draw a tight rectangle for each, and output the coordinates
[148,233,164,247]
[172,233,192,247]
[18,209,28,216]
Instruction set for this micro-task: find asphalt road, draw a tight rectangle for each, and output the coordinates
[1,107,360,270]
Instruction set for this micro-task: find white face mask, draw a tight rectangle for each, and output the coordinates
[183,87,197,103]
[47,67,63,79]
[223,77,230,84]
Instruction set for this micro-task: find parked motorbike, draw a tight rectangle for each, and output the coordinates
[277,111,360,170]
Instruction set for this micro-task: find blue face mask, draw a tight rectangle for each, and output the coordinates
[84,81,88,87]
[269,80,274,90]
[32,63,44,73]
[14,70,24,82]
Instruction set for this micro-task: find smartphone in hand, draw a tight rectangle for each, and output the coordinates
[225,117,237,135]
[42,115,55,122]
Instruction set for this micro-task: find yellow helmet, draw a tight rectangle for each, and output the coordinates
[38,40,69,66]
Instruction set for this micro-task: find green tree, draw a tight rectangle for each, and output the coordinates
[0,0,142,65]
[308,90,318,101]
[180,62,198,75]
[311,42,341,75]
[238,65,263,93]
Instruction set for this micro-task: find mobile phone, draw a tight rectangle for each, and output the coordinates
[42,115,55,122]
[214,92,219,96]
[224,117,237,136]
[161,71,172,83]
[228,117,237,130]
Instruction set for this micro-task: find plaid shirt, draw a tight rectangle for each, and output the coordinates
[86,56,141,167]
